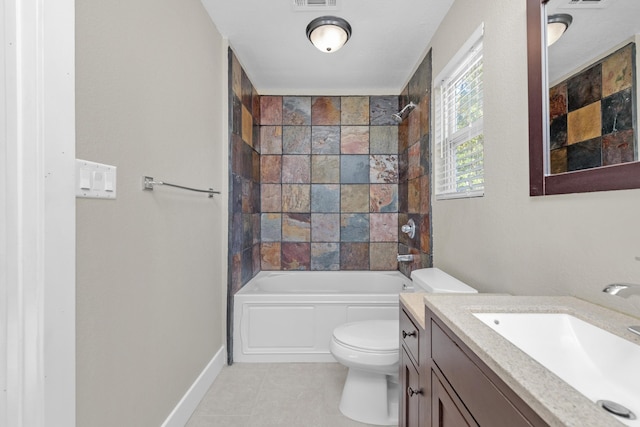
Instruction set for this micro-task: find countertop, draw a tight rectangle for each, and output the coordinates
[399,292,427,328]
[400,293,640,427]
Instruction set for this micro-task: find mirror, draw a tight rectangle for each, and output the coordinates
[528,0,640,195]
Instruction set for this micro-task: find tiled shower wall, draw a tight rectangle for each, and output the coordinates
[228,47,434,291]
[397,51,433,277]
[228,50,261,295]
[258,95,401,271]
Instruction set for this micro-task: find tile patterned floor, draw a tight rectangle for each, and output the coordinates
[186,363,391,427]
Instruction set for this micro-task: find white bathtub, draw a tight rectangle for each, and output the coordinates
[232,270,413,363]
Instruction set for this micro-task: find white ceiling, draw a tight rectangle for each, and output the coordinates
[201,0,454,95]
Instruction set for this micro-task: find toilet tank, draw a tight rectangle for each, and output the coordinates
[410,268,478,293]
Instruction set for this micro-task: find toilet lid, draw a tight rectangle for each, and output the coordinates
[333,320,399,352]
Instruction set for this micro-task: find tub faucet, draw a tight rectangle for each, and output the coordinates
[397,254,414,262]
[401,219,416,239]
[602,283,640,337]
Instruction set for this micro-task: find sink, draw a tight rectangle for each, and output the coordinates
[473,312,640,425]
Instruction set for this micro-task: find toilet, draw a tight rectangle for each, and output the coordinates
[330,268,478,425]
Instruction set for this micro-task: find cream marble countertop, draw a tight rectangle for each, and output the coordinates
[399,292,427,328]
[415,294,640,427]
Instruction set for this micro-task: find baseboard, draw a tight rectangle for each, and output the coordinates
[233,351,337,363]
[161,346,226,427]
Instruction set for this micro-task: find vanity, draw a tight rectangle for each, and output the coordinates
[399,294,640,427]
[399,294,427,426]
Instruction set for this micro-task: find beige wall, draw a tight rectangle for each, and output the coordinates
[75,0,227,426]
[430,0,640,318]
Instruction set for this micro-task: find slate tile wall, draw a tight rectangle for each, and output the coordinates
[259,95,401,271]
[549,43,637,173]
[398,50,433,277]
[228,50,261,294]
[228,47,434,285]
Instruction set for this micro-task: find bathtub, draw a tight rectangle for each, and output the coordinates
[232,270,413,363]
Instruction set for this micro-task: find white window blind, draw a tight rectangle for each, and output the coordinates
[434,26,484,200]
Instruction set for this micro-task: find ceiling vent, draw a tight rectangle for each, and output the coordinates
[558,0,612,9]
[293,0,339,11]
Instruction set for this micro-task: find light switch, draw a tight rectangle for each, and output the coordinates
[92,171,105,191]
[79,169,92,190]
[76,159,117,199]
[104,172,115,192]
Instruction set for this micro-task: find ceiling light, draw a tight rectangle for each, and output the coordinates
[306,16,352,53]
[547,14,572,46]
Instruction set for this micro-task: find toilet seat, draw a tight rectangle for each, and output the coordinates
[330,320,400,375]
[332,320,399,353]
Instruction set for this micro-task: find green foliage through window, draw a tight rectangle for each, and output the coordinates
[434,29,484,199]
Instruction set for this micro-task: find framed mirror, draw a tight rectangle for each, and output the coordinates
[528,0,640,196]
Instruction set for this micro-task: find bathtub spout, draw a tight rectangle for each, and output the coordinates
[397,254,414,262]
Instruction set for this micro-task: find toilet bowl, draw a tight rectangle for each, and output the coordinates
[330,320,399,425]
[330,268,478,425]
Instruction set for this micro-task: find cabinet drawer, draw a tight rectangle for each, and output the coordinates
[400,309,420,363]
[431,321,534,427]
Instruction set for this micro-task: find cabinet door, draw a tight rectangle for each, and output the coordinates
[401,346,421,427]
[432,370,478,427]
[431,321,537,427]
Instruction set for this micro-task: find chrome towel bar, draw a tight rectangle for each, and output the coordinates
[143,176,220,198]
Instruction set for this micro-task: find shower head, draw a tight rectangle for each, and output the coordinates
[391,102,416,123]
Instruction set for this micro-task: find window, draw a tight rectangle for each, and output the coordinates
[434,25,484,199]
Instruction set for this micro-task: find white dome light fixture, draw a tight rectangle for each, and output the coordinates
[306,16,352,53]
[547,13,572,46]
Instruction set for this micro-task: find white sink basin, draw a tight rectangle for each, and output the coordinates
[473,312,640,425]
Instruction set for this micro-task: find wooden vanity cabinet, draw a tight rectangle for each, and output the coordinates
[424,305,549,427]
[399,306,427,427]
[431,369,478,427]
